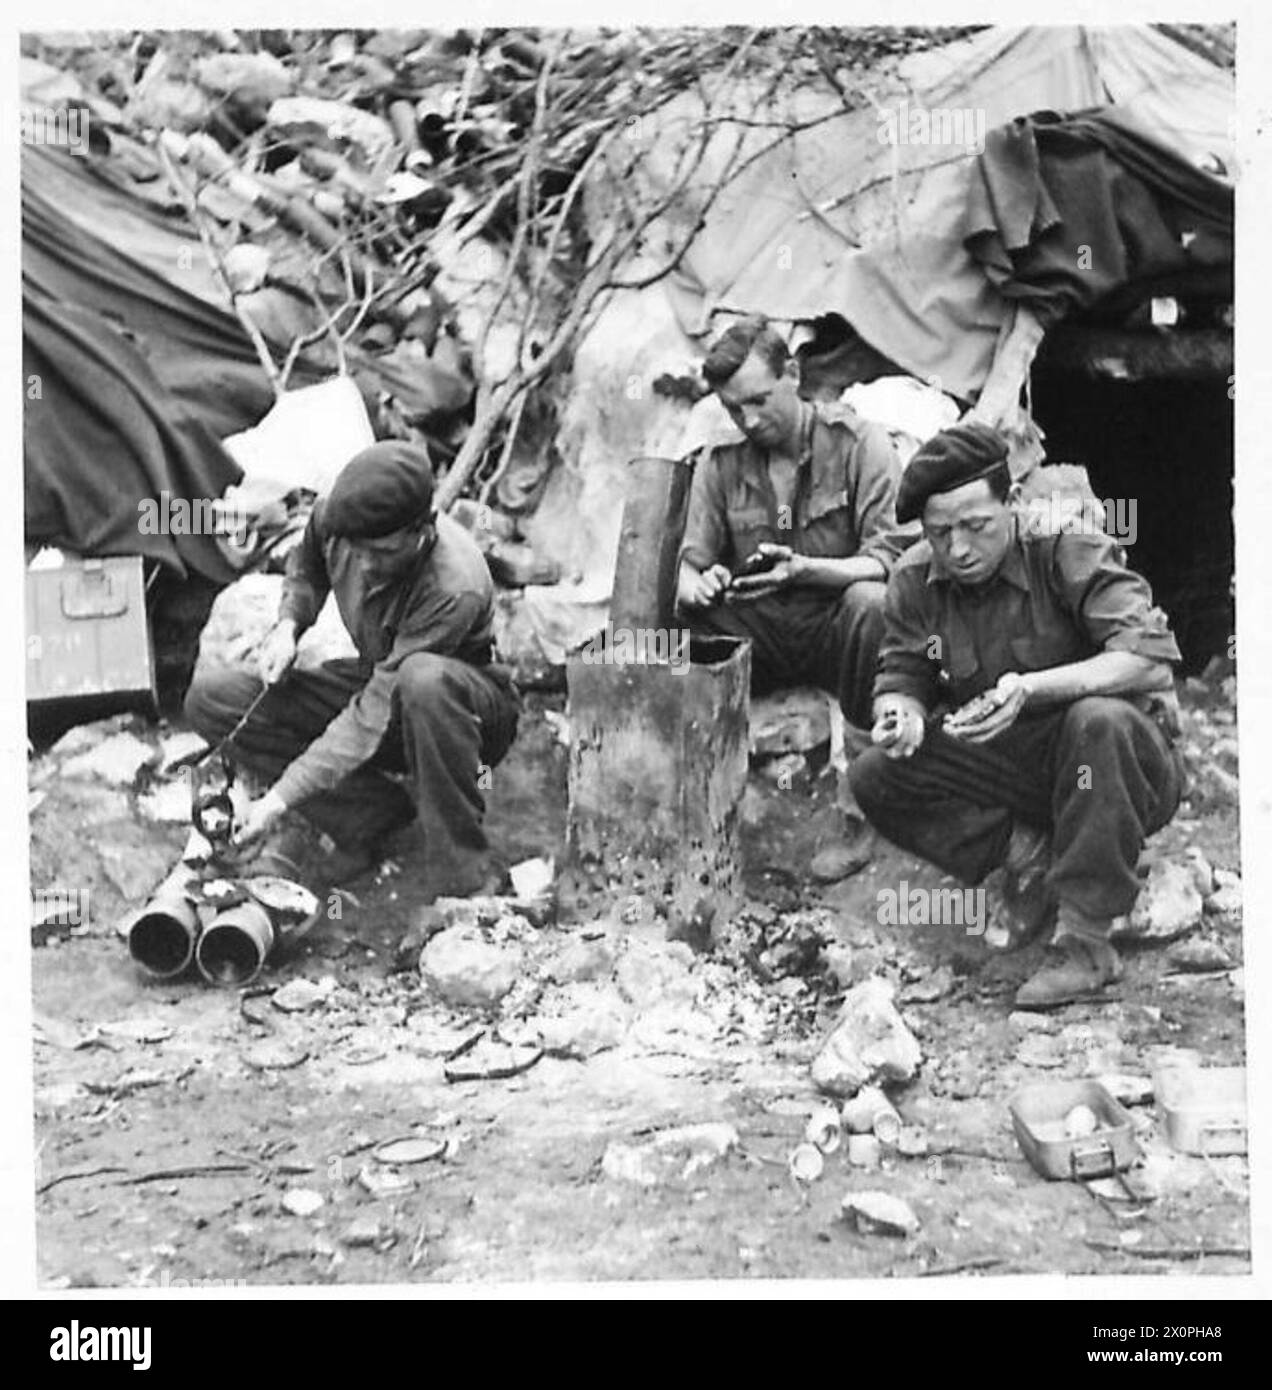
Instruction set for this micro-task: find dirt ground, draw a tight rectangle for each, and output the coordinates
[30,683,1248,1287]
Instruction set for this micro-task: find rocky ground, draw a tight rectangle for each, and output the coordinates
[28,668,1247,1286]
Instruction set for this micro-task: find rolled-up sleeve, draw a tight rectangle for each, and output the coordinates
[279,509,330,634]
[1052,532,1182,663]
[874,567,941,706]
[679,448,728,572]
[849,422,922,577]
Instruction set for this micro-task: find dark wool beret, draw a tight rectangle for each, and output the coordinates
[895,422,1010,524]
[323,443,436,539]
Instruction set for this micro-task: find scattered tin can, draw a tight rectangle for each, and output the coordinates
[841,1085,902,1144]
[804,1105,842,1154]
[847,1133,881,1168]
[897,1124,929,1157]
[788,1143,825,1183]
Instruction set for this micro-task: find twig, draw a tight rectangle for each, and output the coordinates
[914,1256,1005,1277]
[408,1221,429,1270]
[1085,1239,1251,1262]
[116,1162,253,1186]
[36,1165,126,1196]
[156,139,283,396]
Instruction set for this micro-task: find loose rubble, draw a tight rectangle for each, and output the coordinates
[811,978,923,1099]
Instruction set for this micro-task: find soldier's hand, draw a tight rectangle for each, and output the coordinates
[728,544,798,601]
[945,672,1030,744]
[872,701,925,759]
[680,563,732,610]
[257,621,298,687]
[233,789,288,847]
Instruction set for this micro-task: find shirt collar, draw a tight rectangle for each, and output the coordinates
[925,517,1030,590]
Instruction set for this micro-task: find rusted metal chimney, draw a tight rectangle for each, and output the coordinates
[562,457,750,948]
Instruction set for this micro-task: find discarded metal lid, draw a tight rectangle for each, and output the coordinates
[373,1136,446,1166]
[358,1163,414,1197]
[245,875,320,919]
[443,1039,542,1083]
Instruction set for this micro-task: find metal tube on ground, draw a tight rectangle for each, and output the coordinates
[127,867,201,980]
[195,900,275,987]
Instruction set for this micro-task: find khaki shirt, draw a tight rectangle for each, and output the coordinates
[875,519,1182,711]
[679,400,918,576]
[273,509,494,806]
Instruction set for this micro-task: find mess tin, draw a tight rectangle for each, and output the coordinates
[1010,1079,1138,1181]
[1153,1066,1247,1156]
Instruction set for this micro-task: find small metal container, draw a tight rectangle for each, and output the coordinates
[1010,1079,1138,1181]
[1153,1066,1247,1156]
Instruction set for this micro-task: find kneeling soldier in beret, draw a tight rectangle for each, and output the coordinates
[185,442,520,896]
[849,422,1184,1008]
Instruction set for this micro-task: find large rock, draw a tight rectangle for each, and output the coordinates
[601,1123,738,1186]
[614,940,697,1010]
[1205,869,1242,918]
[62,733,156,786]
[811,977,922,1099]
[419,926,524,1009]
[545,935,616,985]
[1115,861,1204,943]
[750,688,830,757]
[538,987,631,1058]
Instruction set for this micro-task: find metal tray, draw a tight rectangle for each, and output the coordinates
[1010,1079,1138,1181]
[1153,1066,1247,1156]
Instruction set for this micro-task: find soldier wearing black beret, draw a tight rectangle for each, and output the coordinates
[849,423,1184,1008]
[185,442,520,895]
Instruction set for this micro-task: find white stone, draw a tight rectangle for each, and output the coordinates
[750,688,830,757]
[419,926,524,1009]
[62,733,157,785]
[601,1123,739,1186]
[811,977,922,1099]
[138,781,193,825]
[842,1191,920,1237]
[539,989,631,1058]
[1116,860,1204,942]
[281,1188,324,1217]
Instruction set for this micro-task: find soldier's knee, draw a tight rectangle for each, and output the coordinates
[847,746,893,809]
[1063,696,1134,742]
[183,668,237,738]
[397,653,452,710]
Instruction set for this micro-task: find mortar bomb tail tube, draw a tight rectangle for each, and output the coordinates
[126,865,201,980]
[195,900,275,987]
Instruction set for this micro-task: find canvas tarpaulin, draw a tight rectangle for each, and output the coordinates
[652,25,1234,400]
[22,145,476,579]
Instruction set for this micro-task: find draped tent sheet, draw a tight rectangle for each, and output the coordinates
[21,146,475,578]
[23,291,246,584]
[659,25,1235,401]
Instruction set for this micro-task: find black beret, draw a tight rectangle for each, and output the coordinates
[323,443,436,539]
[896,422,1010,524]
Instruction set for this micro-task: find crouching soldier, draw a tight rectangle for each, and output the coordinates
[185,442,520,896]
[848,423,1184,1008]
[676,315,918,728]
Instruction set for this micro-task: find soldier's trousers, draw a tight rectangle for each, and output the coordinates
[684,582,887,728]
[848,696,1183,920]
[184,654,520,882]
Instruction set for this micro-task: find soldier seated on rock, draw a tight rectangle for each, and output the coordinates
[848,422,1185,1009]
[184,442,520,897]
[676,315,919,728]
